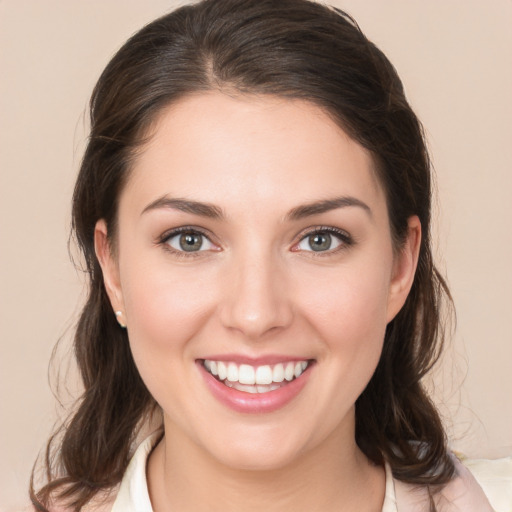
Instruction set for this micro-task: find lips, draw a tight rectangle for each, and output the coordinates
[204,359,309,392]
[198,357,313,413]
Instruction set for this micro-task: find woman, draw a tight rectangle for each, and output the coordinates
[31,0,510,510]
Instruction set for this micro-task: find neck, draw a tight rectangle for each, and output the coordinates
[147,416,385,512]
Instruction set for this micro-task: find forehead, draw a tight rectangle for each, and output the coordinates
[123,92,385,217]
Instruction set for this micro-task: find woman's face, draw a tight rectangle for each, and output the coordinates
[96,92,419,470]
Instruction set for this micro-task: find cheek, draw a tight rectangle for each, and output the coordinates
[299,259,391,340]
[296,258,391,386]
[119,259,217,377]
[321,283,387,381]
[118,263,223,428]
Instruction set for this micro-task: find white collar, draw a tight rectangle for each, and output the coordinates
[111,432,399,512]
[110,432,499,512]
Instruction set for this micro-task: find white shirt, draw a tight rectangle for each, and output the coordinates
[110,433,512,512]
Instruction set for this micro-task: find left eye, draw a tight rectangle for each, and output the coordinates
[296,231,345,252]
[166,231,215,252]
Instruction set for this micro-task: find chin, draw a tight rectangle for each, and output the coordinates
[212,445,301,473]
[200,423,312,472]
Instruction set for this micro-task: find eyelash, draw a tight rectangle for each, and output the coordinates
[157,226,218,259]
[292,226,354,256]
[157,225,354,258]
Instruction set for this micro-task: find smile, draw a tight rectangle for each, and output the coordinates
[203,359,310,394]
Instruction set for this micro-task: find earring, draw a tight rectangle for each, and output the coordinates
[115,310,127,328]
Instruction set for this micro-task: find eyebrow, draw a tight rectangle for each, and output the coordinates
[141,195,371,221]
[286,196,372,221]
[141,196,224,219]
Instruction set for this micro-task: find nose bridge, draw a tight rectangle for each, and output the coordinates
[220,245,293,338]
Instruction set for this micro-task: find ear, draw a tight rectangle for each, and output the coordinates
[386,215,422,323]
[94,219,125,317]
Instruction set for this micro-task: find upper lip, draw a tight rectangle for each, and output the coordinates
[198,354,314,365]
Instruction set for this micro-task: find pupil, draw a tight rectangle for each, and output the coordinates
[179,233,202,251]
[309,233,331,251]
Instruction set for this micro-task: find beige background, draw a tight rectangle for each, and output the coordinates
[1,0,511,509]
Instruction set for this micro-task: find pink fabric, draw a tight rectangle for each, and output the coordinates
[394,455,494,511]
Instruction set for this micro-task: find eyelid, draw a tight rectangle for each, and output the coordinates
[156,225,353,257]
[291,225,354,253]
[157,226,220,255]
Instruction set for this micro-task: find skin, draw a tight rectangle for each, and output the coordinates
[95,92,421,512]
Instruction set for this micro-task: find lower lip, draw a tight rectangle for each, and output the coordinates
[198,361,313,414]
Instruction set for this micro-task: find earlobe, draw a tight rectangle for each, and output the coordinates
[386,216,422,323]
[94,219,125,316]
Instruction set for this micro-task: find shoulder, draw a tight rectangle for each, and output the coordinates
[42,496,116,512]
[393,455,512,512]
[460,456,512,512]
[29,485,117,512]
[40,504,112,512]
[35,495,116,512]
[32,432,160,512]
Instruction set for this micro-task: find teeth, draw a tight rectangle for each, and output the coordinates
[257,384,281,393]
[224,381,258,393]
[255,365,273,385]
[217,361,227,381]
[238,364,255,385]
[272,363,285,383]
[224,380,284,394]
[284,362,295,381]
[227,362,238,382]
[203,359,310,390]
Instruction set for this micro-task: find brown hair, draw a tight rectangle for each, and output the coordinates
[31,0,454,509]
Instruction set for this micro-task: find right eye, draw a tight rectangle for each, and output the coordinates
[164,230,216,253]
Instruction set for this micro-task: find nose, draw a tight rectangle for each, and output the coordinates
[219,252,294,340]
